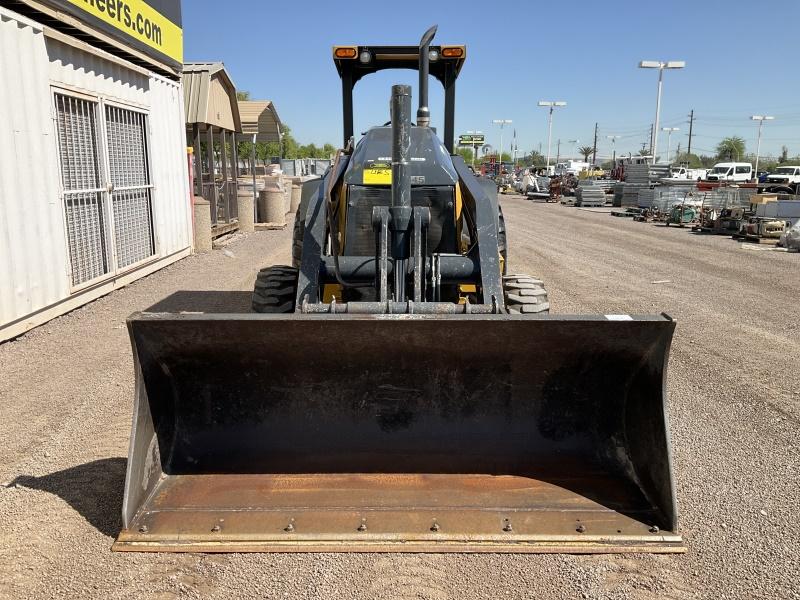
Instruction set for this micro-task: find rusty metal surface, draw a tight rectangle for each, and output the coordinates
[118,313,679,553]
[114,473,683,553]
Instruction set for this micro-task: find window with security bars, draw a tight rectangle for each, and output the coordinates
[105,105,155,268]
[54,94,110,286]
[54,93,155,286]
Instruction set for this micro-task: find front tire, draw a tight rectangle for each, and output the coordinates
[252,265,298,313]
[503,274,549,314]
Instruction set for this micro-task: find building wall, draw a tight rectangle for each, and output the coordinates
[0,6,191,343]
[207,75,236,131]
[0,9,70,329]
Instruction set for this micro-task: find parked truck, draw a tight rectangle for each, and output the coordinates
[669,165,707,181]
[760,165,800,194]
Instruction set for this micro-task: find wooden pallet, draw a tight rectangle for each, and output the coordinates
[254,222,287,231]
[732,233,780,245]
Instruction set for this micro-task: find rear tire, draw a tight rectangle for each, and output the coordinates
[252,265,298,313]
[503,274,549,314]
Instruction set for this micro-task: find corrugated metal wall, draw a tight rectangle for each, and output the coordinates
[0,9,70,326]
[148,73,192,255]
[0,6,190,341]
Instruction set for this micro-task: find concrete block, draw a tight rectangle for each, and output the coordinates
[237,187,255,232]
[259,188,286,225]
[193,196,212,253]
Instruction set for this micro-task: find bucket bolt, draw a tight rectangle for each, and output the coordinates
[211,524,221,533]
[576,524,587,534]
[430,519,440,532]
[357,518,368,532]
[649,525,660,534]
[502,518,513,533]
[138,525,148,534]
[284,519,295,533]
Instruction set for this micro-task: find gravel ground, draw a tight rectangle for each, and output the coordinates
[0,198,798,599]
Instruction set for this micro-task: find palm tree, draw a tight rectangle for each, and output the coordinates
[236,90,251,101]
[578,145,594,162]
[716,137,746,161]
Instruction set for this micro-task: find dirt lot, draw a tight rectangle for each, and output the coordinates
[1,198,798,600]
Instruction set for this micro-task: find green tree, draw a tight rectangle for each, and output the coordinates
[322,143,337,158]
[578,145,594,162]
[716,136,746,161]
[281,125,299,159]
[521,151,546,167]
[237,140,254,169]
[236,90,251,101]
[456,147,474,164]
[673,152,704,168]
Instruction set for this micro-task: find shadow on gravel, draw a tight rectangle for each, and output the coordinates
[10,458,126,537]
[145,291,253,313]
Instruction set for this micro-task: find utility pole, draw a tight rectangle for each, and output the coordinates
[687,109,694,157]
[556,139,561,164]
[592,122,598,165]
[607,135,621,166]
[661,127,680,162]
[648,123,654,156]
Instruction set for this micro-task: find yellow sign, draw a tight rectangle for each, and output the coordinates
[64,0,183,63]
[363,166,392,185]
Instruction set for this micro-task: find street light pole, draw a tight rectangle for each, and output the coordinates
[606,134,621,165]
[751,115,774,177]
[568,139,579,161]
[639,60,685,163]
[492,119,512,175]
[538,101,566,169]
[661,127,680,162]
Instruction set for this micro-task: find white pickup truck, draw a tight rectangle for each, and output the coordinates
[670,166,707,181]
[761,166,800,194]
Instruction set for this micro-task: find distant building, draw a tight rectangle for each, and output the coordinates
[0,1,191,342]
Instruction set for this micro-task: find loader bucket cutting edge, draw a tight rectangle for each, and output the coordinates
[114,313,682,553]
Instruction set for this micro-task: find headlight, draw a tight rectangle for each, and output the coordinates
[428,49,440,62]
[359,50,372,64]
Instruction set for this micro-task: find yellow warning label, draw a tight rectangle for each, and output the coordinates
[363,167,392,185]
[64,0,183,63]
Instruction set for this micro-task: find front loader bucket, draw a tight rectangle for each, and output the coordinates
[114,313,682,553]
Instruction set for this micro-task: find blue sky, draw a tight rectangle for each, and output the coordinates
[184,0,800,161]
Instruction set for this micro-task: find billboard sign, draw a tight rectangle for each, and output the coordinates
[37,0,182,69]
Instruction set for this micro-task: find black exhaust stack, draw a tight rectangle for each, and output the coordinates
[390,84,412,301]
[417,25,437,127]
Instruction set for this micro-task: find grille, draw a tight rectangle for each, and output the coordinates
[344,186,457,256]
[105,105,154,267]
[55,94,109,285]
[54,93,155,285]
